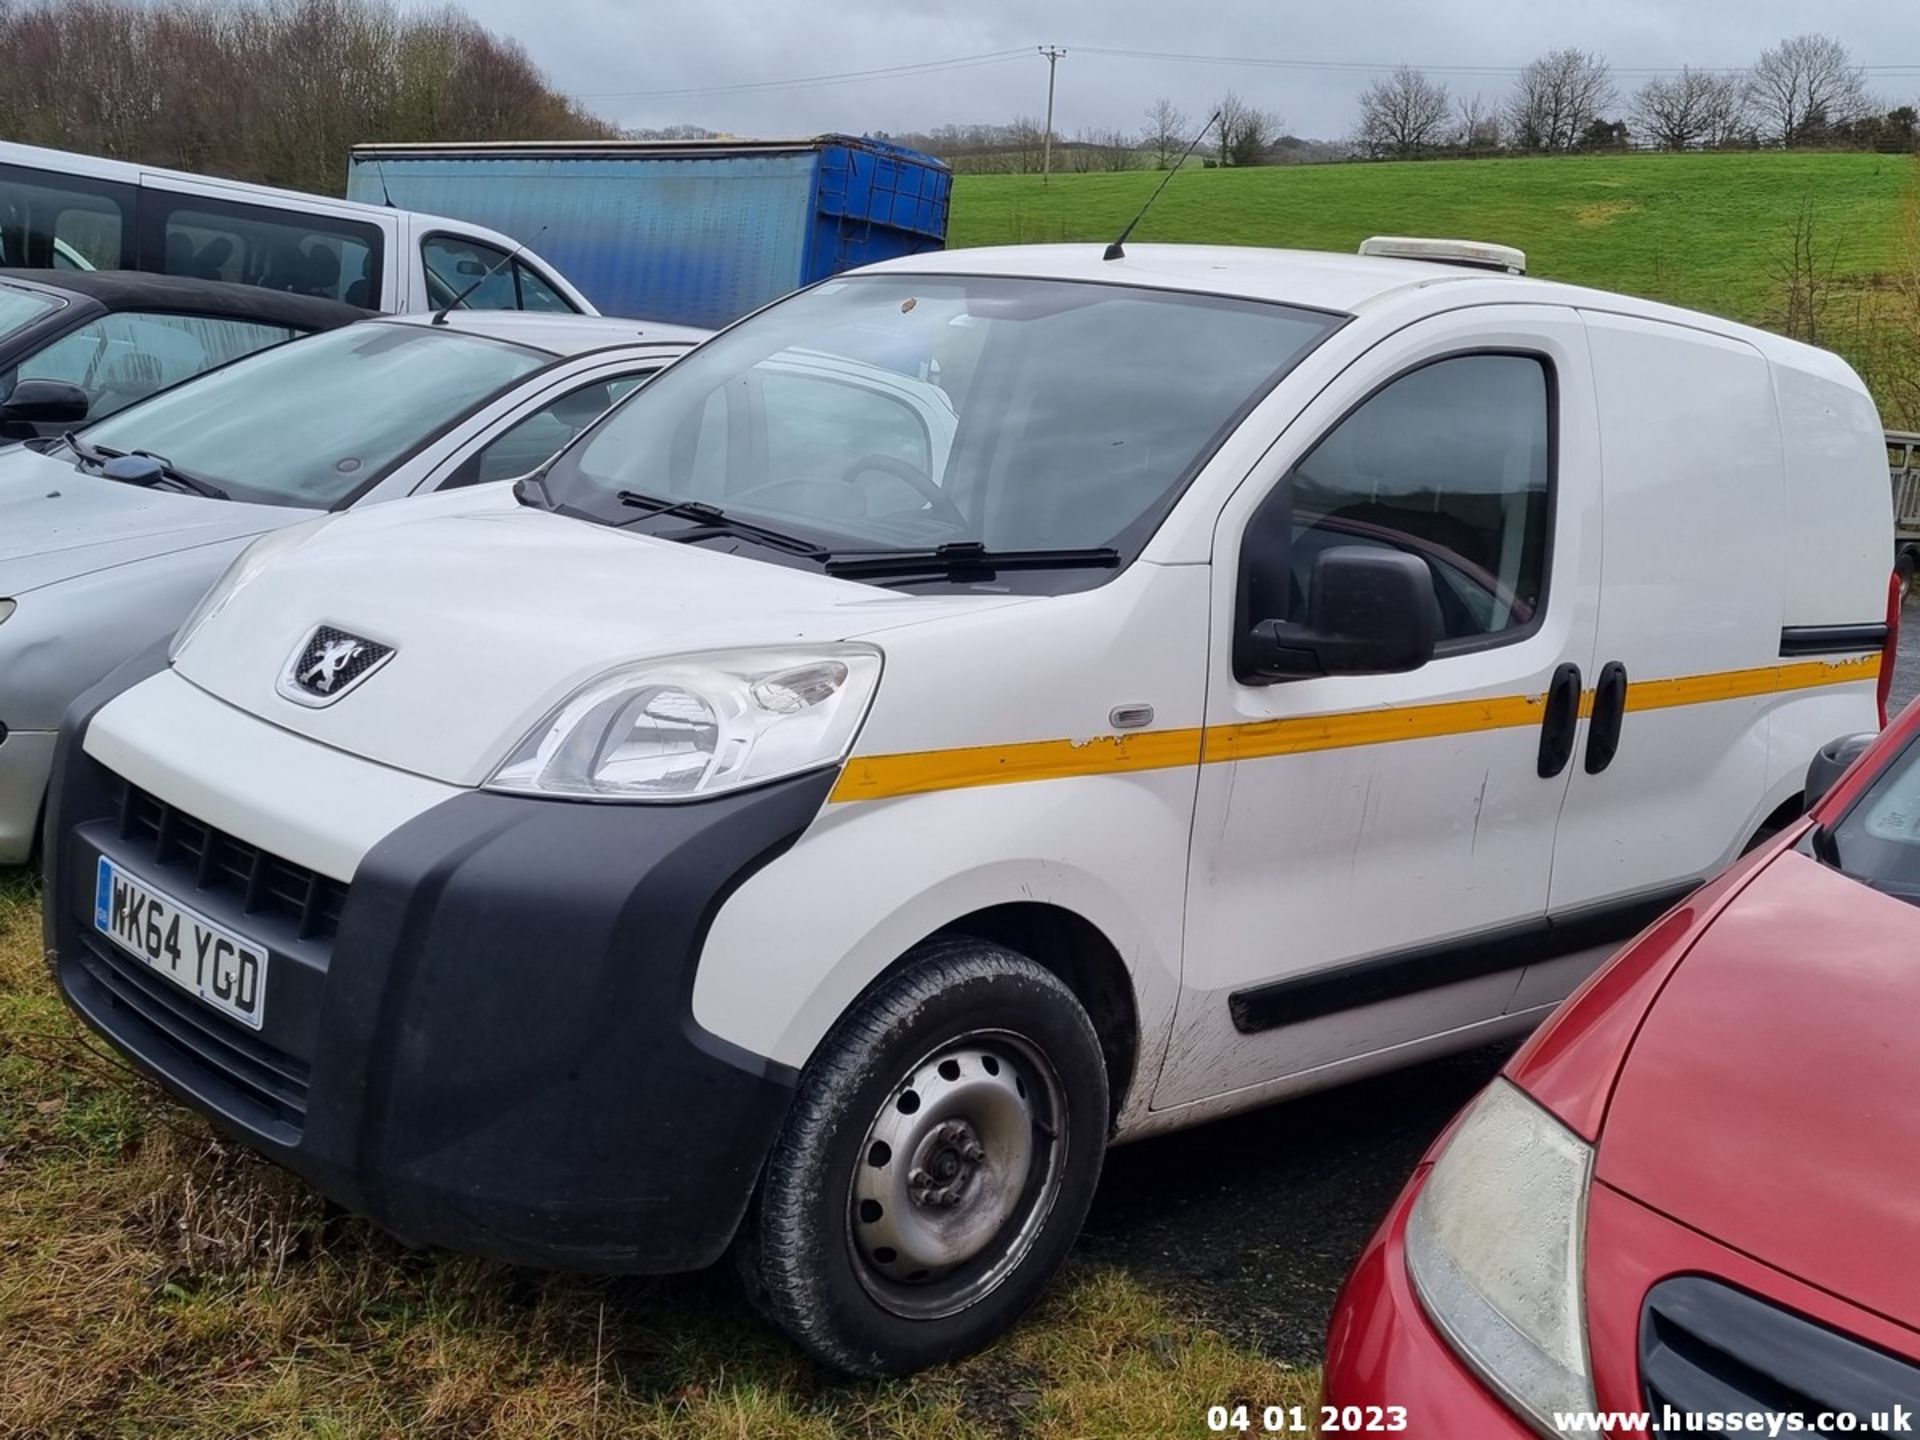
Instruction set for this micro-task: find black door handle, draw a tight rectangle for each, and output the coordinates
[1584,661,1629,774]
[1538,662,1582,778]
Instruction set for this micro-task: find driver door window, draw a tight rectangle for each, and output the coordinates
[1252,354,1551,651]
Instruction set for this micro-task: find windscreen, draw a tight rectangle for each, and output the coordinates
[82,321,548,507]
[1823,737,1920,903]
[543,274,1337,556]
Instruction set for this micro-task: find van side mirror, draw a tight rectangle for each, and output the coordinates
[1805,732,1876,811]
[1243,546,1441,681]
[0,378,90,432]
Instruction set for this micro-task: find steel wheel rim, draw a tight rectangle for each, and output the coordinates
[846,1029,1069,1320]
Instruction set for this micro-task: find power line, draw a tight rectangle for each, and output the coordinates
[572,49,1030,101]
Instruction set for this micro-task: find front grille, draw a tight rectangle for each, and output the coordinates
[1642,1277,1920,1433]
[118,782,346,942]
[74,932,309,1137]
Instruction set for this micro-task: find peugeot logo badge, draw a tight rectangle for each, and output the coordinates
[278,624,395,707]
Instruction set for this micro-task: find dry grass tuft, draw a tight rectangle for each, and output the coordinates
[0,877,1320,1437]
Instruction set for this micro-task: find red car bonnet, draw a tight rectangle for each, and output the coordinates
[1595,846,1920,1335]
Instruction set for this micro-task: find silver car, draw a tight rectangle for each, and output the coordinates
[0,310,706,862]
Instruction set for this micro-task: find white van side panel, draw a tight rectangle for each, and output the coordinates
[1766,353,1892,791]
[691,562,1211,1122]
[1545,315,1876,920]
[1773,354,1892,630]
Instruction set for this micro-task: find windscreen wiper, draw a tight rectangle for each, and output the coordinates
[823,541,1122,581]
[64,431,230,499]
[128,450,229,500]
[615,489,826,557]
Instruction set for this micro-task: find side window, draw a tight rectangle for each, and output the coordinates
[0,166,133,269]
[514,261,577,313]
[423,236,517,311]
[16,313,297,421]
[155,202,378,306]
[440,373,656,489]
[1254,354,1552,647]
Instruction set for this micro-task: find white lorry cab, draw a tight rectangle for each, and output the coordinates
[44,242,1894,1374]
[0,140,593,315]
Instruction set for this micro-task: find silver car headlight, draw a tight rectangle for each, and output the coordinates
[169,519,332,661]
[0,598,14,626]
[1405,1078,1595,1437]
[487,644,883,802]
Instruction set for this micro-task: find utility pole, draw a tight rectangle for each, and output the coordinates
[1038,45,1065,185]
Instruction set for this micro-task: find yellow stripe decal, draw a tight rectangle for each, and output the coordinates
[831,728,1206,803]
[828,653,1880,804]
[1624,654,1880,711]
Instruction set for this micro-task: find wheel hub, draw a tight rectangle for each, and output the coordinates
[848,1035,1066,1318]
[908,1119,986,1209]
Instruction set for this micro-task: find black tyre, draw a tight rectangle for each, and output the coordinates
[734,937,1109,1376]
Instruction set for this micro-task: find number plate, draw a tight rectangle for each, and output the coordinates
[93,856,268,1030]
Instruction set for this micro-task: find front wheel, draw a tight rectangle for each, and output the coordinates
[734,938,1109,1375]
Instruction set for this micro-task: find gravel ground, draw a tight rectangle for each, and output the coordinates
[1089,619,1920,1368]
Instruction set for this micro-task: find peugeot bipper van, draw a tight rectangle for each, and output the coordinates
[43,241,1894,1375]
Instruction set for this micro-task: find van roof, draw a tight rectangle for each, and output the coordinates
[0,139,503,237]
[856,243,1853,380]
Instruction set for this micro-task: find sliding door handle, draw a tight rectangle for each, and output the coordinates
[1584,661,1629,774]
[1538,662,1582,779]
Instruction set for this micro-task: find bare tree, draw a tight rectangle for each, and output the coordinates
[1772,192,1840,343]
[1507,48,1617,153]
[1355,65,1452,158]
[1633,67,1744,150]
[1455,92,1503,151]
[1142,97,1189,169]
[0,0,611,196]
[1217,90,1281,166]
[1747,33,1871,145]
[1068,128,1138,172]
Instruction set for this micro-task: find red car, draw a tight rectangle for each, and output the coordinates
[1324,703,1920,1436]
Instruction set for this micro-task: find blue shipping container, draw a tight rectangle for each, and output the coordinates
[346,136,951,329]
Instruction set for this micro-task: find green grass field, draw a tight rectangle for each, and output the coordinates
[950,152,1918,371]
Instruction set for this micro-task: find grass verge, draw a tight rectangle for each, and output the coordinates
[0,875,1319,1438]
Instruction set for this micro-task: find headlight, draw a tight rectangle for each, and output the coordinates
[487,644,882,802]
[0,599,14,626]
[1405,1079,1595,1436]
[170,520,332,661]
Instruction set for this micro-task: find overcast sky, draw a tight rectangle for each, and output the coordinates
[428,1,1920,141]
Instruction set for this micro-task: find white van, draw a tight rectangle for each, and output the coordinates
[0,140,592,315]
[44,242,1893,1375]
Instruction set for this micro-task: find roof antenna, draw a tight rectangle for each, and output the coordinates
[373,157,396,208]
[1104,110,1220,262]
[432,226,547,325]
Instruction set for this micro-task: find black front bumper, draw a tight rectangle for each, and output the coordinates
[44,658,833,1273]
